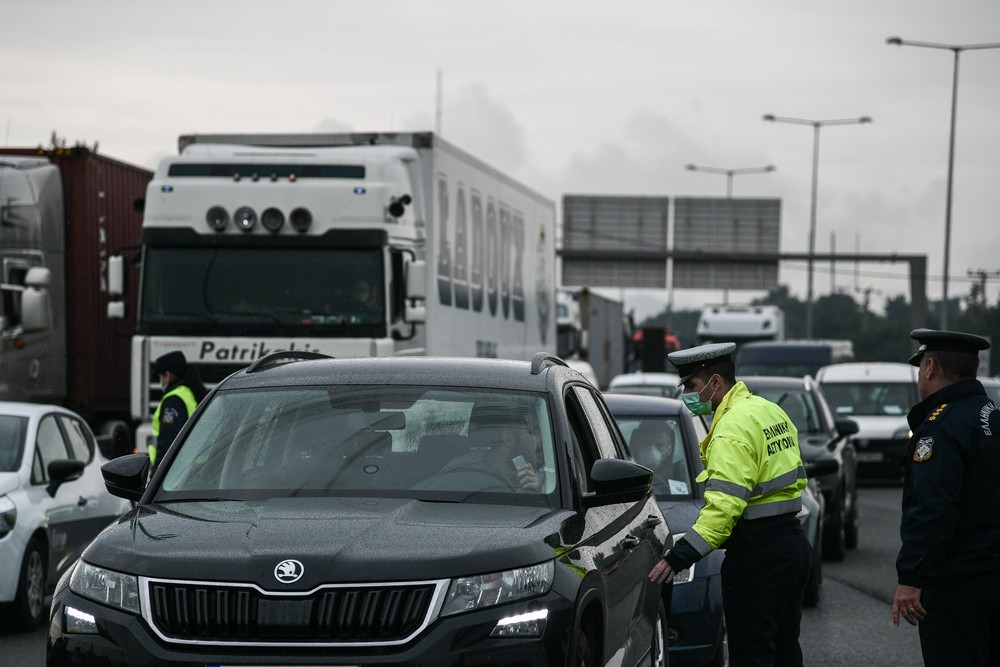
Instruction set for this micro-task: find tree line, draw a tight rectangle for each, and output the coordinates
[638,283,1000,376]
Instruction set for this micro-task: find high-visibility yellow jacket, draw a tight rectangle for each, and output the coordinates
[150,383,198,468]
[666,381,807,570]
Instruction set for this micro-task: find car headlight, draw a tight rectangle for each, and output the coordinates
[892,425,912,440]
[69,561,140,614]
[441,561,553,617]
[0,495,16,539]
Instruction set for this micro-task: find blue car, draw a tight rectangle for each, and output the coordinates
[604,393,726,667]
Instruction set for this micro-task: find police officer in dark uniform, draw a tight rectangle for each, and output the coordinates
[892,328,1000,665]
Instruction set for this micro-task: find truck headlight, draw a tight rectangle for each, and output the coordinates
[69,561,140,614]
[0,495,16,538]
[441,561,553,617]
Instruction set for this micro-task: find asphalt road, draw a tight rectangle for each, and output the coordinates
[1,486,925,666]
[799,484,925,665]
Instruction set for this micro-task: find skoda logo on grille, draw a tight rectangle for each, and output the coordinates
[274,559,305,584]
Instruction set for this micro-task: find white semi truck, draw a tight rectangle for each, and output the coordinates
[108,132,556,451]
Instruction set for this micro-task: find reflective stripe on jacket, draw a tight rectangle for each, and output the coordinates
[668,381,807,569]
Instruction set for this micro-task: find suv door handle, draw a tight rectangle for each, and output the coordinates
[645,515,662,528]
[622,535,640,550]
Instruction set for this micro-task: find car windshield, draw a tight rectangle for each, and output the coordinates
[158,385,559,507]
[821,382,917,417]
[616,416,694,499]
[0,415,27,472]
[746,385,822,434]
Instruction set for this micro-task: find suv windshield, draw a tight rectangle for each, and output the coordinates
[822,382,917,417]
[160,385,558,506]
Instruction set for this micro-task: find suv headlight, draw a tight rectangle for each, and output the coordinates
[69,561,140,614]
[0,495,16,539]
[441,561,554,616]
[892,425,912,440]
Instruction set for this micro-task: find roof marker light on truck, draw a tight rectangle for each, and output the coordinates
[234,206,257,232]
[261,208,284,233]
[289,207,312,233]
[206,206,229,232]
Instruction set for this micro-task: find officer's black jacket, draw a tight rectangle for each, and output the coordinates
[897,378,1000,587]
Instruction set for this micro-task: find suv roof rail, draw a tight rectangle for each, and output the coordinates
[246,350,333,374]
[530,351,569,375]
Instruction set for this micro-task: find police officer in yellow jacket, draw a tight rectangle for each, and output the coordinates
[150,351,202,472]
[649,342,811,667]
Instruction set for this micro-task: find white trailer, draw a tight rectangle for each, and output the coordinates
[108,132,556,450]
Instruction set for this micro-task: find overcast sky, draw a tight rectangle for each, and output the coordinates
[5,1,1000,320]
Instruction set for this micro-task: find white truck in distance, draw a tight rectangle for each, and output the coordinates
[696,304,785,346]
[108,132,555,451]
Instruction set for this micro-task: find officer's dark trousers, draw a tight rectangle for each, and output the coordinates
[918,571,1000,666]
[720,514,811,667]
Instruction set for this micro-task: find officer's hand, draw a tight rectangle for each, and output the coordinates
[891,584,926,626]
[649,558,675,585]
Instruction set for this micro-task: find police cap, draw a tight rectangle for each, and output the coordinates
[153,351,188,375]
[908,328,990,366]
[668,342,737,385]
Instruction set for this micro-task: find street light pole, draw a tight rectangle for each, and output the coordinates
[762,114,872,339]
[887,37,1000,329]
[684,164,776,198]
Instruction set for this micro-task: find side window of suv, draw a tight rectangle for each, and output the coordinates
[565,389,599,494]
[572,386,626,460]
[33,414,68,485]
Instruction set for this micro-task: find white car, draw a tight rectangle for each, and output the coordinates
[0,402,131,630]
[816,362,918,480]
[606,372,682,398]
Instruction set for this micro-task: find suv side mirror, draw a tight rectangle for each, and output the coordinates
[102,454,150,502]
[585,458,652,506]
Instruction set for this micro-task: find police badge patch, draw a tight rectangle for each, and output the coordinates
[913,436,934,462]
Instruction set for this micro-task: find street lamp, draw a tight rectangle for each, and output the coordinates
[762,113,872,338]
[684,163,776,198]
[887,36,1000,329]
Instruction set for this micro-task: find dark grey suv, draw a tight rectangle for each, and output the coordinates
[47,352,671,666]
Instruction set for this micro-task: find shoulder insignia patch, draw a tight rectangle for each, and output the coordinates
[913,436,934,462]
[928,403,949,422]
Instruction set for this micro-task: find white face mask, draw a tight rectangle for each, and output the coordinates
[636,446,664,470]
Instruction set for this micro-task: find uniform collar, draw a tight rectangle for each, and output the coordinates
[907,378,986,429]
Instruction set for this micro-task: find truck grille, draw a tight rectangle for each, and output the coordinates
[146,580,440,645]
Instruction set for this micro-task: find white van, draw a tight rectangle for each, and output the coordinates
[815,362,918,480]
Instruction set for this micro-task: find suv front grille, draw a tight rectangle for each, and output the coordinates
[146,579,441,646]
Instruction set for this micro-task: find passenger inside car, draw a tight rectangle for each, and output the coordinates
[629,421,687,495]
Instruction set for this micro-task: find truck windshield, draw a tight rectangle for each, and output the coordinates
[139,247,385,336]
[158,385,559,507]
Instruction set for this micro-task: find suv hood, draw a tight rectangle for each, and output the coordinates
[83,497,573,588]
